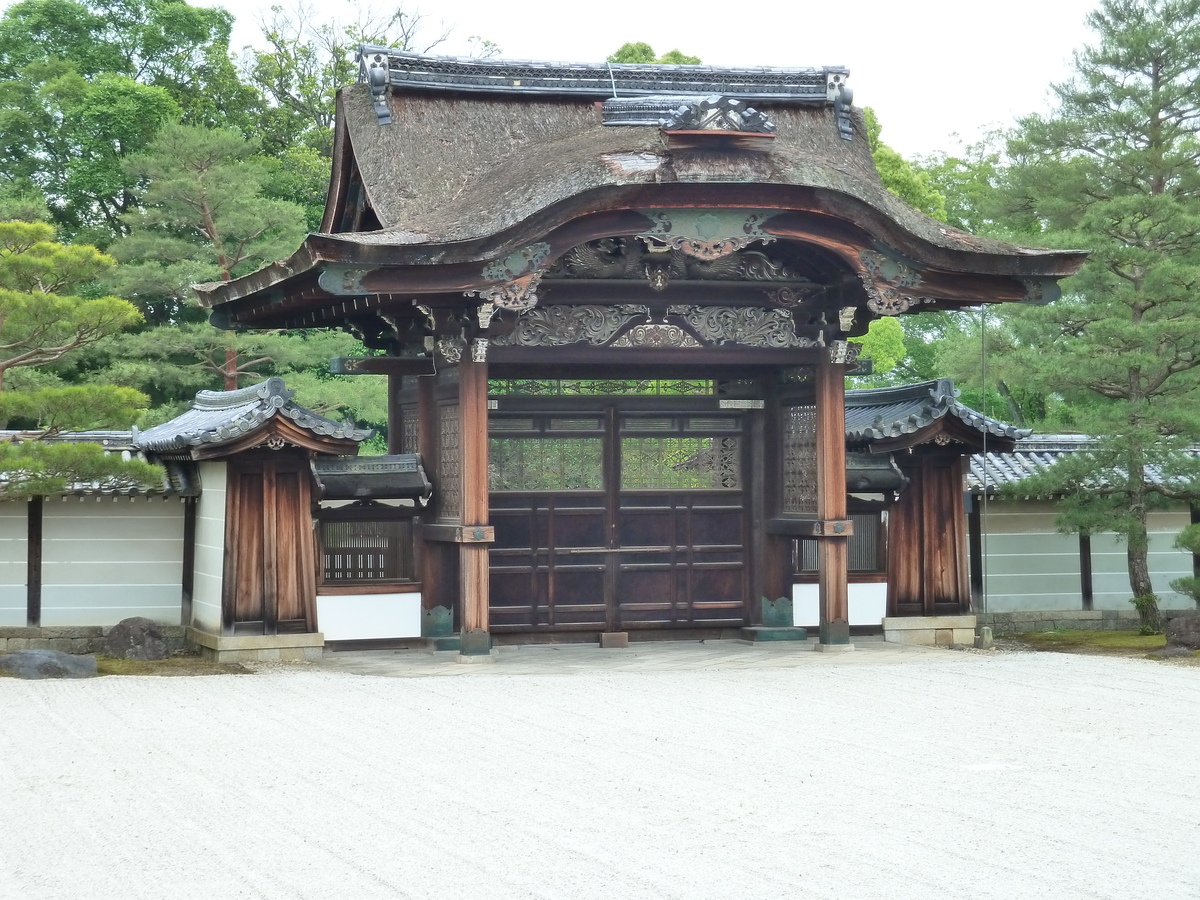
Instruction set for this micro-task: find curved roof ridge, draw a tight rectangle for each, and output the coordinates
[136,378,371,453]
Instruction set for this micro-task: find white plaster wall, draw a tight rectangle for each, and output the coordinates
[315,592,422,641]
[191,462,226,633]
[0,502,27,626]
[977,500,1082,612]
[1090,509,1194,610]
[40,497,184,626]
[792,582,888,628]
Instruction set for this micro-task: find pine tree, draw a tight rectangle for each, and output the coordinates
[995,0,1200,631]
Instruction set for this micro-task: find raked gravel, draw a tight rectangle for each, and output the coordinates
[0,648,1197,900]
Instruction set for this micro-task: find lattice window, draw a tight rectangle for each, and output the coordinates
[620,436,741,490]
[438,403,461,519]
[796,512,886,573]
[400,404,418,454]
[782,404,817,514]
[488,379,713,396]
[320,518,416,583]
[488,437,603,491]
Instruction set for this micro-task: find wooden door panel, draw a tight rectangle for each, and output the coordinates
[489,407,749,633]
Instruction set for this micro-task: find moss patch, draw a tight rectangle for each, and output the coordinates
[96,656,251,677]
[1011,630,1200,664]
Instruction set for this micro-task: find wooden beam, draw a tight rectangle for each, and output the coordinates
[331,356,436,376]
[262,462,278,636]
[26,497,41,628]
[1080,534,1094,612]
[815,357,850,645]
[181,496,197,628]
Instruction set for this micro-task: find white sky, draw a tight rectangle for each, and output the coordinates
[237,0,1101,158]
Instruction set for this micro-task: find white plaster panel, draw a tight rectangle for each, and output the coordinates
[191,462,227,630]
[40,584,179,627]
[0,503,27,588]
[981,527,1081,612]
[316,592,421,641]
[790,583,886,627]
[0,584,26,626]
[792,583,818,628]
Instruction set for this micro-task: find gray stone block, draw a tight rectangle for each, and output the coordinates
[0,627,38,639]
[42,627,102,640]
[600,632,630,649]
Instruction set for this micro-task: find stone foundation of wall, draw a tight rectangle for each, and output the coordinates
[188,628,324,663]
[0,625,189,655]
[883,615,977,647]
[978,608,1200,636]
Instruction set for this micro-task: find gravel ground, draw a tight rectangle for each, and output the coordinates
[0,648,1196,899]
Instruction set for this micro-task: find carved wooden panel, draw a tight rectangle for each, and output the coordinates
[400,403,418,454]
[488,437,603,491]
[782,404,818,515]
[437,402,461,520]
[620,436,741,490]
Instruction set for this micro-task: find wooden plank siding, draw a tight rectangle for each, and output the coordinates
[223,453,318,635]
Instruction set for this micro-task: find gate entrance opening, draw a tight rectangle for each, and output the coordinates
[488,392,748,634]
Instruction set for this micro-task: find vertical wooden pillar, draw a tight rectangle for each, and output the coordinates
[387,374,403,454]
[457,354,492,656]
[815,358,850,645]
[967,492,983,611]
[26,497,42,628]
[181,496,197,628]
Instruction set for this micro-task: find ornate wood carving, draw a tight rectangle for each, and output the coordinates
[610,324,700,348]
[492,304,820,350]
[436,337,464,364]
[659,96,775,134]
[437,403,461,520]
[548,237,803,283]
[637,210,776,261]
[859,249,936,316]
[466,272,542,311]
[491,304,649,347]
[667,306,821,348]
[782,404,818,515]
[828,340,861,365]
[481,243,552,282]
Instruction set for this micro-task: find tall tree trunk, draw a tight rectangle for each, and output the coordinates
[1127,462,1161,632]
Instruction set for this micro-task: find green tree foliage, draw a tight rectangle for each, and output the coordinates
[245,1,449,158]
[607,43,701,65]
[111,123,308,324]
[0,0,259,240]
[986,0,1200,629]
[864,108,947,222]
[84,124,379,428]
[0,220,157,496]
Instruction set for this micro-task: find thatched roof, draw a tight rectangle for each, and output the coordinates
[194,52,1086,321]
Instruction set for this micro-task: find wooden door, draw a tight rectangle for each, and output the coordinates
[488,406,748,633]
[223,455,318,634]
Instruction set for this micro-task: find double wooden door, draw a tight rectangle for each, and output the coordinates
[488,405,748,633]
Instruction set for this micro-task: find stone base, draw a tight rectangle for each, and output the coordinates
[188,629,324,663]
[882,615,976,647]
[599,632,629,649]
[740,626,808,642]
[813,642,855,652]
[0,625,188,657]
[454,649,498,664]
